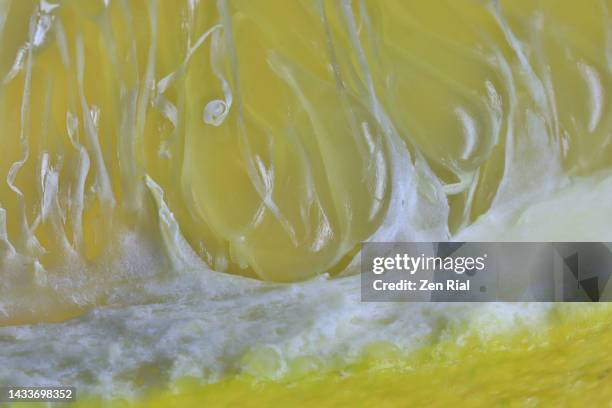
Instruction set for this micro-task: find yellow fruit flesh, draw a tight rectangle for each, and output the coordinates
[2,0,611,289]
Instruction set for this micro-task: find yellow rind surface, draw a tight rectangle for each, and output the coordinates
[56,305,612,408]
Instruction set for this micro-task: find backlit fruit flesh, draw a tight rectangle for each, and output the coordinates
[2,0,611,291]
